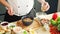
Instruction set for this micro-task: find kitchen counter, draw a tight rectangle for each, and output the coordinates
[1,12,60,34]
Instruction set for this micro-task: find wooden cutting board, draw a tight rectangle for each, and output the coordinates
[16,18,41,30]
[12,18,50,34]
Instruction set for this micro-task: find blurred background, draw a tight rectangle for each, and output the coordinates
[0,0,59,21]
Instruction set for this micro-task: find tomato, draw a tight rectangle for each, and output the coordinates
[50,24,58,34]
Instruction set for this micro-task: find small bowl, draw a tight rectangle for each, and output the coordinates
[7,23,16,29]
[13,27,22,33]
[1,21,8,26]
[22,16,34,26]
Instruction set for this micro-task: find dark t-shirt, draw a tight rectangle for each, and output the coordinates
[45,0,58,14]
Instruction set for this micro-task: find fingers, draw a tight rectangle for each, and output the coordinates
[45,2,50,11]
[41,2,50,12]
[10,8,14,15]
[7,7,14,16]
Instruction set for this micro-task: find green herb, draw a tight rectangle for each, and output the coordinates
[23,31,27,34]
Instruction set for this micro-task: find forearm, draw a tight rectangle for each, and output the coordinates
[0,0,11,8]
[38,0,46,4]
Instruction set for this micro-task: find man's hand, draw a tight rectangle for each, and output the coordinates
[7,7,14,16]
[0,0,14,15]
[41,2,50,12]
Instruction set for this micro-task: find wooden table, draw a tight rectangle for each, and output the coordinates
[11,12,60,34]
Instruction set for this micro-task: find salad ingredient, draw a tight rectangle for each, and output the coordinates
[8,23,16,29]
[52,13,58,20]
[57,17,60,21]
[57,21,60,24]
[23,30,27,34]
[58,24,60,31]
[50,19,57,26]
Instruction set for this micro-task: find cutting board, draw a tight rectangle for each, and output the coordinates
[16,18,41,30]
[13,18,50,34]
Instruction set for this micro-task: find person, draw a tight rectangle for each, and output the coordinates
[0,0,50,22]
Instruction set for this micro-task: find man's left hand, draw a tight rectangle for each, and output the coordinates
[41,2,50,12]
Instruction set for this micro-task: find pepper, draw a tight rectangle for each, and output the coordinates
[52,13,58,20]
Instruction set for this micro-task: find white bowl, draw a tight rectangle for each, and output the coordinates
[7,23,16,29]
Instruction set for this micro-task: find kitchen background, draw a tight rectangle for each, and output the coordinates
[0,0,59,21]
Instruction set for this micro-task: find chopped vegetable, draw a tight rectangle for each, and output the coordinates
[58,24,60,31]
[50,13,60,34]
[23,31,27,34]
[8,25,15,29]
[57,21,60,24]
[10,25,15,28]
[50,19,57,26]
[52,13,58,20]
[57,17,60,21]
[50,24,59,34]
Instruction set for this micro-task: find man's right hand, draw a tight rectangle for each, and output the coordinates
[0,0,14,16]
[7,7,14,16]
